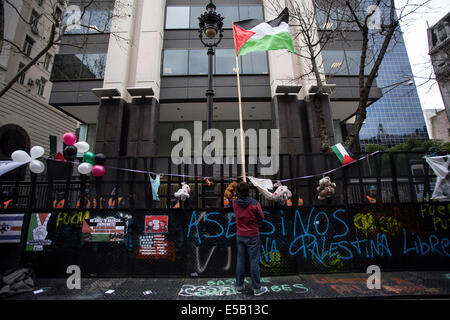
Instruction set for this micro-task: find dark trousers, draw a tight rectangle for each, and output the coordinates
[235,235,261,290]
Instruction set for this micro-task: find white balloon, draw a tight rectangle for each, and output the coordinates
[30,146,45,159]
[74,141,90,153]
[11,150,31,163]
[29,160,45,174]
[78,162,93,175]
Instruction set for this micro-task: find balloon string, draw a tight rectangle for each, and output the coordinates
[44,151,380,182]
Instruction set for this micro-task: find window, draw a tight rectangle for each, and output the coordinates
[23,36,34,56]
[216,6,239,28]
[437,25,447,43]
[165,6,190,29]
[189,6,205,29]
[61,9,112,34]
[322,50,374,76]
[188,49,208,75]
[315,4,360,31]
[30,10,39,33]
[87,10,112,33]
[166,5,263,29]
[43,53,52,70]
[241,51,268,74]
[239,6,264,21]
[346,50,374,76]
[80,54,107,79]
[162,49,268,76]
[37,77,47,96]
[17,63,26,85]
[162,50,188,75]
[322,50,347,75]
[50,53,107,81]
[215,49,235,74]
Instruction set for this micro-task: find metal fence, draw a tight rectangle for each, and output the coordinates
[0,152,438,211]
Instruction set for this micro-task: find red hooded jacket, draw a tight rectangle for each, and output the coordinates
[233,197,264,237]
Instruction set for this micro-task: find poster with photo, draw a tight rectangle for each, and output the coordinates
[26,213,52,251]
[82,216,126,242]
[144,215,168,233]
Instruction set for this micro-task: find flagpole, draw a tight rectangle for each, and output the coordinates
[233,22,246,183]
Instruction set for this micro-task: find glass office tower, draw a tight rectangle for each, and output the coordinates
[359,10,429,149]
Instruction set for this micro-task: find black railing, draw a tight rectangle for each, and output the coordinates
[0,152,438,210]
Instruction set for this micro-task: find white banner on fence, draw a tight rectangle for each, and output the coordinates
[0,161,24,176]
[425,155,450,201]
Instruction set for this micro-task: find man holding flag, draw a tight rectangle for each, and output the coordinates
[231,7,295,296]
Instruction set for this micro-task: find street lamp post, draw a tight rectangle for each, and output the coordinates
[198,1,223,207]
[198,0,224,131]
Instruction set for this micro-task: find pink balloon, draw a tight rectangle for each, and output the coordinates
[63,132,77,146]
[91,164,105,177]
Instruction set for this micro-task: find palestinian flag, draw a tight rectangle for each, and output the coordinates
[232,7,295,56]
[49,135,63,157]
[331,143,356,165]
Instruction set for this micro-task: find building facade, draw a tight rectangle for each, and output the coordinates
[0,0,78,159]
[428,11,450,123]
[49,0,383,162]
[425,109,450,142]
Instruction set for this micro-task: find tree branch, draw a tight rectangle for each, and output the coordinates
[0,24,56,98]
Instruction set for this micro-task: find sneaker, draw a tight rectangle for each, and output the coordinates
[235,285,245,294]
[253,286,268,296]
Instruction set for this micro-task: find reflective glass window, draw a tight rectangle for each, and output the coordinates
[239,6,263,21]
[80,54,107,79]
[241,51,268,74]
[165,6,190,29]
[50,54,84,80]
[322,50,348,75]
[216,6,239,28]
[190,6,204,29]
[163,50,188,75]
[61,9,112,34]
[189,49,208,75]
[50,53,107,80]
[215,49,236,74]
[89,10,112,33]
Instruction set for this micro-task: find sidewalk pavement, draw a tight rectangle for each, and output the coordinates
[3,270,450,300]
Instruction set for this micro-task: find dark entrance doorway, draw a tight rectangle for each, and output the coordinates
[0,124,30,159]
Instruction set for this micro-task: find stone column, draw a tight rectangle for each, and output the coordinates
[271,94,309,154]
[125,97,160,157]
[95,98,127,157]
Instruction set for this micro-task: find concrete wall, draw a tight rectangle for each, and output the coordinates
[430,110,450,142]
[0,85,79,158]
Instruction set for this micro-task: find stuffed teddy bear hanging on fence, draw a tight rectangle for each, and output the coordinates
[224,181,238,200]
[175,182,190,201]
[317,176,336,200]
[271,181,292,205]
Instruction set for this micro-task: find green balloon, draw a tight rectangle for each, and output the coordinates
[83,152,96,165]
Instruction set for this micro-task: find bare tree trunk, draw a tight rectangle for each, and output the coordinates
[307,42,330,152]
[312,94,331,152]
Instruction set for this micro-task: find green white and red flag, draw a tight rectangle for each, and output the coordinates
[232,7,295,56]
[331,143,356,165]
